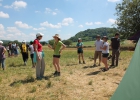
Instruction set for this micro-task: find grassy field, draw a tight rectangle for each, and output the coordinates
[72,41,95,46]
[0,47,134,100]
[72,40,135,47]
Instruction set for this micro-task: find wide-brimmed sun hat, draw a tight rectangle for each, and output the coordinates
[36,32,44,38]
[0,41,3,44]
[53,34,61,40]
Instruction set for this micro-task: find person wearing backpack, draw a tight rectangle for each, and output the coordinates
[20,40,29,66]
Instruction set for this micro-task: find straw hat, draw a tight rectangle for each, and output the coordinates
[53,34,61,40]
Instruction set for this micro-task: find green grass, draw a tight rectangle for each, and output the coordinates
[0,46,134,100]
[72,41,95,46]
[72,40,135,47]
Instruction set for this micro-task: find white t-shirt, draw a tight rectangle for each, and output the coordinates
[29,45,34,54]
[95,40,103,51]
[102,42,109,53]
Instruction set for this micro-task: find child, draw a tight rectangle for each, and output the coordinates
[76,38,85,64]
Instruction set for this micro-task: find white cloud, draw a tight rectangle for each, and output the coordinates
[0,3,2,6]
[7,27,21,33]
[52,12,57,15]
[57,30,61,32]
[45,8,51,13]
[62,18,74,26]
[4,1,27,9]
[33,27,46,31]
[13,1,27,9]
[15,21,32,29]
[78,25,83,28]
[35,11,40,13]
[85,22,93,26]
[0,11,9,18]
[0,24,5,34]
[94,22,103,25]
[4,5,12,8]
[0,0,3,1]
[107,0,120,2]
[40,21,61,29]
[45,8,59,15]
[107,18,116,24]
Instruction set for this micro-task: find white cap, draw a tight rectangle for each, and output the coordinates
[78,38,82,40]
[36,32,44,37]
[22,40,26,43]
[0,41,3,44]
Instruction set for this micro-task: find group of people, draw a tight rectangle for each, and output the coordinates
[93,33,120,71]
[6,42,19,57]
[0,32,120,79]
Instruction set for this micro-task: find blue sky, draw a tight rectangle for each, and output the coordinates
[0,0,121,41]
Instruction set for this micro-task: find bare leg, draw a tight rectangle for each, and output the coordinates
[53,57,58,71]
[55,58,60,72]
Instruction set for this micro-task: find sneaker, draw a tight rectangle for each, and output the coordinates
[83,61,86,64]
[79,61,82,64]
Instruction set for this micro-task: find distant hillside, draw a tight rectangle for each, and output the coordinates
[69,27,117,42]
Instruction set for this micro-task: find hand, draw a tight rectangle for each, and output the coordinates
[38,56,41,60]
[59,50,62,54]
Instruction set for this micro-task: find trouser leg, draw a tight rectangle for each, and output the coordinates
[116,50,120,66]
[40,58,45,77]
[111,49,116,65]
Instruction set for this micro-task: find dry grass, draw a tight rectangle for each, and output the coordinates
[0,47,133,100]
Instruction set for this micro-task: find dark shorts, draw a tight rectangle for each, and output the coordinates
[30,54,34,59]
[77,50,83,54]
[102,53,109,58]
[53,55,61,58]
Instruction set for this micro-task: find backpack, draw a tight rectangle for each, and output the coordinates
[22,44,27,53]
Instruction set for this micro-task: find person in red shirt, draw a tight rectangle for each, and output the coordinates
[33,32,45,80]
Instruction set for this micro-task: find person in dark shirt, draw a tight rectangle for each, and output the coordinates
[110,33,120,67]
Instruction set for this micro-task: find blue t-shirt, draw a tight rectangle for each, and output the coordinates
[76,42,83,51]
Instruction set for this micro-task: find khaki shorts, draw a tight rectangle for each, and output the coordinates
[94,51,102,60]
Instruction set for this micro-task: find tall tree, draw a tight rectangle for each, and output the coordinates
[115,0,140,38]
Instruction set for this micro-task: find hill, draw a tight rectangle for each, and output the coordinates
[69,27,117,42]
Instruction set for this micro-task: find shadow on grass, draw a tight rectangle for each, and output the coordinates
[10,76,35,87]
[87,71,101,76]
[83,66,95,69]
[9,63,24,67]
[44,74,53,80]
[66,63,78,66]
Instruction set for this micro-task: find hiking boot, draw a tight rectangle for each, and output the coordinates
[93,64,96,67]
[79,61,82,64]
[83,61,86,64]
[57,72,61,76]
[53,71,57,76]
[36,77,42,80]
